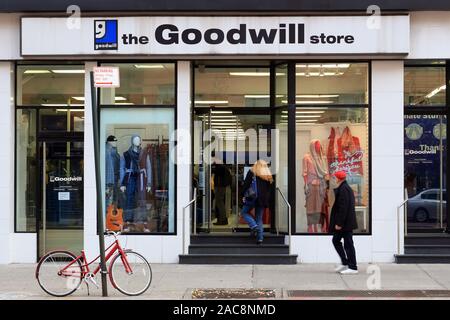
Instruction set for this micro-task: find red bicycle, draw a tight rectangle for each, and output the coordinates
[35,230,152,297]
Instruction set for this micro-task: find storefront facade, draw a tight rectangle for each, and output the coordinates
[1,1,449,264]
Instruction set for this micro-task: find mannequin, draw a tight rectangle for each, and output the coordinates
[302,139,329,233]
[105,135,120,206]
[120,135,152,232]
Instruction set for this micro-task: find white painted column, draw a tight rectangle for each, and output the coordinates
[0,62,14,264]
[168,61,192,262]
[83,62,101,261]
[371,61,405,261]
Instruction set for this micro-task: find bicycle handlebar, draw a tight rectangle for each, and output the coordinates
[105,230,121,238]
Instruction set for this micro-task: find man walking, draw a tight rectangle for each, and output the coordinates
[211,157,232,225]
[329,171,359,274]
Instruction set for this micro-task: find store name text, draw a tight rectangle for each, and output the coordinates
[120,23,355,46]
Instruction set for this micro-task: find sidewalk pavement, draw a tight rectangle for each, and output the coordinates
[1,263,450,300]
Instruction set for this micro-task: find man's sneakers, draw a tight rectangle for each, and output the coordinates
[334,265,359,274]
[334,265,347,273]
[340,268,359,275]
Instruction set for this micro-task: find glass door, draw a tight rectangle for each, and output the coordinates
[38,140,84,257]
[404,114,447,232]
[193,109,272,233]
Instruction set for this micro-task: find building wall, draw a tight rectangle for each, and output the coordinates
[0,11,443,263]
[409,11,450,59]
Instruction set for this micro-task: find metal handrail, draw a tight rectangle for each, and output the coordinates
[182,188,197,255]
[397,188,409,255]
[276,187,292,255]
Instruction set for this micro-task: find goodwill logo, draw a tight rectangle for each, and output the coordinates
[94,20,118,50]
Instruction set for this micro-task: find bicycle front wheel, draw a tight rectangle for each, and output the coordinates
[109,250,152,296]
[36,251,83,297]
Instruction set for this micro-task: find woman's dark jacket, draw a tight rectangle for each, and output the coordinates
[329,180,358,233]
[241,170,272,208]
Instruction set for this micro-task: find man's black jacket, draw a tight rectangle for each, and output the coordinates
[329,180,358,233]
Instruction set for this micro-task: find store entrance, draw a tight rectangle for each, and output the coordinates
[193,108,273,233]
[38,139,84,258]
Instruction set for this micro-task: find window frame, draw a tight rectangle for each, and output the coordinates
[404,60,450,234]
[98,61,177,108]
[289,61,372,236]
[97,60,178,236]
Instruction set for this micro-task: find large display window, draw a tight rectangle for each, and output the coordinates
[295,108,369,233]
[100,108,175,234]
[293,62,370,234]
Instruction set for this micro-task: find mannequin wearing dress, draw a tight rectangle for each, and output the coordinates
[302,139,330,233]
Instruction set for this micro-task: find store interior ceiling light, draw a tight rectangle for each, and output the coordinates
[296,63,350,68]
[282,115,322,118]
[56,109,84,112]
[114,102,135,105]
[281,100,334,104]
[24,70,51,74]
[211,110,232,114]
[297,95,339,98]
[229,72,285,76]
[41,103,84,107]
[72,96,127,101]
[134,64,165,69]
[51,69,85,74]
[195,100,229,104]
[296,72,340,77]
[425,85,446,98]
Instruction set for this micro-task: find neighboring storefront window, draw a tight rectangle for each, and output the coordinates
[16,109,37,232]
[295,62,370,234]
[404,115,447,231]
[16,65,85,106]
[404,62,446,106]
[194,66,270,107]
[100,63,175,105]
[404,61,448,232]
[100,108,175,234]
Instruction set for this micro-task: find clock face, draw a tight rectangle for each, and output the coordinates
[433,123,447,140]
[405,123,423,141]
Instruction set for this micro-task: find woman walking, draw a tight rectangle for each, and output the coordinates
[241,160,273,244]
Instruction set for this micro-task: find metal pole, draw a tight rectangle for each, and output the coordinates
[42,142,46,255]
[90,71,108,297]
[193,188,197,235]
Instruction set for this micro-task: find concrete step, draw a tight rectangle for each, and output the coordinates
[405,234,450,245]
[188,244,289,254]
[395,254,450,264]
[190,233,285,245]
[179,254,298,265]
[405,245,450,254]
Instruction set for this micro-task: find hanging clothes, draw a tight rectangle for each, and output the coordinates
[336,126,364,175]
[302,140,329,228]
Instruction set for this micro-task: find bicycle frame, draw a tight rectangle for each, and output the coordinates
[59,238,133,279]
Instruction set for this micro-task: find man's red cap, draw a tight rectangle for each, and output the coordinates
[333,171,347,180]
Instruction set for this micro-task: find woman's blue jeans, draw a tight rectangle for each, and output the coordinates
[241,204,264,241]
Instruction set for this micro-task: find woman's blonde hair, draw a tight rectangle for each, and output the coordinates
[251,160,273,183]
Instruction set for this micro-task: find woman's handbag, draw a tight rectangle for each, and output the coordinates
[243,176,258,205]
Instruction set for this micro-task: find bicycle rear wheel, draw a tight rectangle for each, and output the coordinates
[109,250,152,296]
[36,251,83,297]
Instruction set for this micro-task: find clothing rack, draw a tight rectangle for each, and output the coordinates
[142,136,169,144]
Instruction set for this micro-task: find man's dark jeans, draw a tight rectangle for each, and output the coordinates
[332,231,358,270]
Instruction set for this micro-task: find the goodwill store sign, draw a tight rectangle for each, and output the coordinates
[21,16,409,56]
